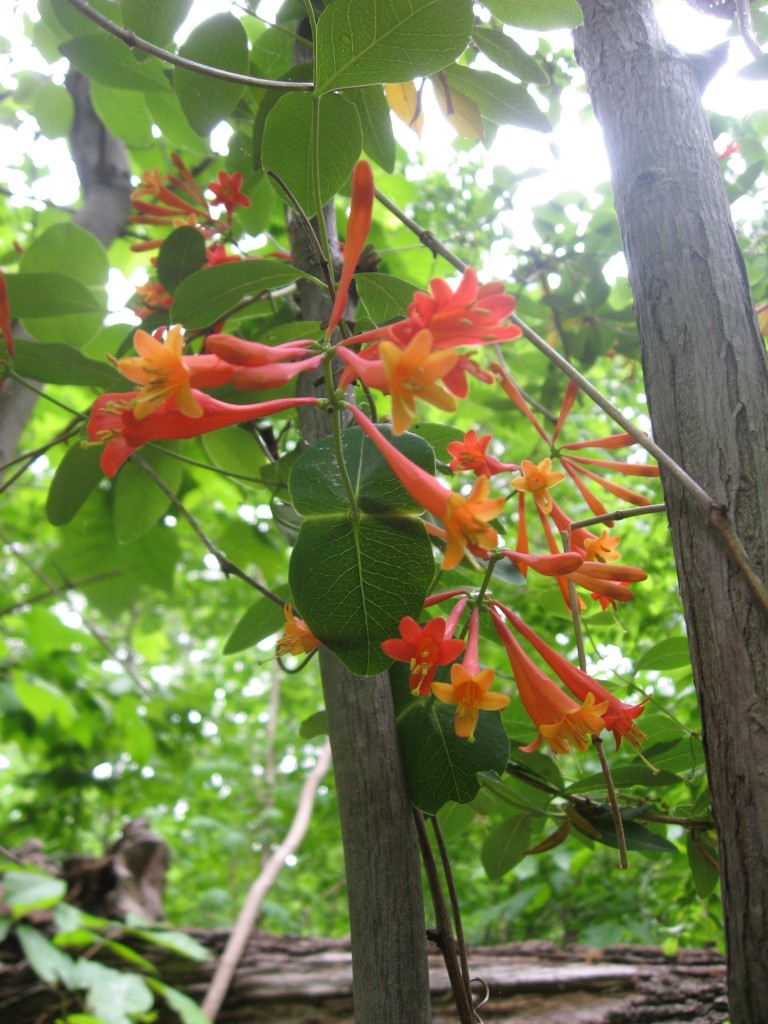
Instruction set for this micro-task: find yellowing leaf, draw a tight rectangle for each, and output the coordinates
[385,81,424,138]
[432,75,484,140]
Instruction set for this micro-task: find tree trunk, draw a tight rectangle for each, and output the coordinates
[289,205,431,1023]
[573,4,768,1021]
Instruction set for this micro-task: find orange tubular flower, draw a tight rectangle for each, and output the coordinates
[431,609,509,739]
[328,159,375,335]
[277,604,321,657]
[489,605,607,755]
[584,529,621,564]
[87,391,321,477]
[111,325,234,420]
[206,334,317,366]
[494,603,647,750]
[447,430,518,477]
[379,329,458,434]
[381,614,466,696]
[348,406,505,569]
[510,458,566,515]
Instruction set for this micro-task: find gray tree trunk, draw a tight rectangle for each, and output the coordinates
[290,206,431,1024]
[573,3,768,1021]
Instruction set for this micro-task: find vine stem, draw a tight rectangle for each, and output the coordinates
[64,0,313,91]
[374,189,768,618]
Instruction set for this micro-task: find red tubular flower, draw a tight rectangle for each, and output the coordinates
[493,603,647,749]
[328,159,375,334]
[348,406,505,569]
[447,430,518,477]
[229,353,324,390]
[489,605,607,755]
[431,608,509,739]
[87,391,321,477]
[381,614,466,695]
[207,171,250,217]
[206,334,317,366]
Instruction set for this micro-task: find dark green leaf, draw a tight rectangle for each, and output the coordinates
[174,14,248,135]
[46,442,105,526]
[351,86,397,173]
[315,0,474,93]
[172,260,315,329]
[262,92,362,214]
[583,814,678,852]
[354,273,418,324]
[481,814,533,879]
[157,227,207,295]
[12,339,122,387]
[687,831,719,897]
[565,765,683,794]
[392,665,510,813]
[300,710,329,739]
[200,426,270,484]
[4,272,104,317]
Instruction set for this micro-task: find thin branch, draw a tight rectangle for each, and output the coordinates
[429,815,476,1011]
[130,452,284,606]
[374,186,768,618]
[202,741,332,1022]
[0,569,124,617]
[413,810,477,1024]
[64,0,314,91]
[570,503,667,531]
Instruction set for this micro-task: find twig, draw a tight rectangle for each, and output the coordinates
[64,0,314,91]
[413,810,477,1024]
[570,504,667,531]
[0,569,124,616]
[201,741,332,1022]
[130,452,284,606]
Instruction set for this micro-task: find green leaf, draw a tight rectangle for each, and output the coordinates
[114,446,183,543]
[300,710,329,739]
[481,814,533,879]
[122,0,194,48]
[351,86,397,173]
[443,65,551,132]
[291,515,434,675]
[157,227,208,296]
[354,273,418,324]
[143,89,211,154]
[472,28,549,84]
[90,83,155,148]
[4,271,104,317]
[477,770,553,814]
[565,765,683,794]
[315,0,474,93]
[481,0,583,30]
[223,595,290,654]
[172,260,314,329]
[16,924,75,985]
[60,35,170,91]
[583,814,678,853]
[13,675,76,729]
[174,14,248,136]
[12,339,121,387]
[200,426,270,484]
[437,801,476,840]
[289,425,434,517]
[687,831,719,898]
[32,79,74,137]
[148,978,210,1024]
[635,636,691,673]
[18,221,108,286]
[262,92,362,215]
[392,666,510,813]
[127,928,211,962]
[73,959,154,1024]
[46,442,105,526]
[3,871,68,917]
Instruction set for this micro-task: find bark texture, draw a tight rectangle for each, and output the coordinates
[573,4,768,1021]
[0,931,728,1024]
[289,205,431,1023]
